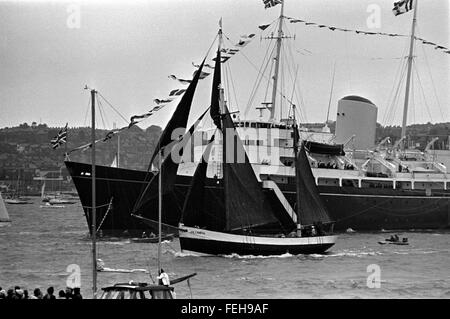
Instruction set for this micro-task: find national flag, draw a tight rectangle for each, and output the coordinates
[263,0,282,9]
[392,0,414,16]
[51,123,68,149]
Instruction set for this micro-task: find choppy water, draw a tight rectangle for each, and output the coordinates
[1,197,449,299]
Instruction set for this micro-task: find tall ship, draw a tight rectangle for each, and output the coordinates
[65,0,450,236]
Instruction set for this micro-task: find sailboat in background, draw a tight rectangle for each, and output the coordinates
[5,169,30,205]
[0,192,11,224]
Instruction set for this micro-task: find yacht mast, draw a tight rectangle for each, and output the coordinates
[157,148,162,273]
[400,0,419,142]
[269,1,285,121]
[90,88,97,298]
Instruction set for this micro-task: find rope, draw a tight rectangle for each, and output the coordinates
[97,92,129,124]
[96,197,113,233]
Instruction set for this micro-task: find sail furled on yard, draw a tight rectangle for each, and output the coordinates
[221,108,281,232]
[295,143,333,226]
[210,49,222,129]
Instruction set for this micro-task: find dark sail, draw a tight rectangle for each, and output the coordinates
[222,108,281,232]
[148,59,207,167]
[132,61,206,216]
[180,135,226,230]
[210,49,222,129]
[296,143,333,226]
[132,109,209,215]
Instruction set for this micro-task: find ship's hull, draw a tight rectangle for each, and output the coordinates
[65,161,450,235]
[179,225,337,256]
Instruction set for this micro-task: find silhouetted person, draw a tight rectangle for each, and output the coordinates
[72,287,83,299]
[58,290,66,299]
[65,287,73,299]
[32,288,43,299]
[23,290,29,299]
[43,286,56,300]
[6,289,14,299]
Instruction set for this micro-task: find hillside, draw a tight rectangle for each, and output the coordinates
[0,122,161,194]
[1,120,450,195]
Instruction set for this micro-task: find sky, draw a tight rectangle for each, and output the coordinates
[0,0,449,130]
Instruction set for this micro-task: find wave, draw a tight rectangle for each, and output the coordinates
[326,250,383,258]
[17,230,86,236]
[101,240,131,245]
[171,250,202,258]
[99,268,148,273]
[222,252,294,259]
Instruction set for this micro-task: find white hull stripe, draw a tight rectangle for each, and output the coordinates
[319,193,450,199]
[179,226,337,246]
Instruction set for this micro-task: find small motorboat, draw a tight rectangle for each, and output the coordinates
[5,198,30,205]
[99,282,176,299]
[378,235,409,245]
[98,273,197,299]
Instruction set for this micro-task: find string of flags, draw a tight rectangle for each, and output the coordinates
[63,31,258,155]
[286,17,450,55]
[61,0,447,156]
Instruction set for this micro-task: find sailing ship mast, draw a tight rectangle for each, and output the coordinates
[400,0,419,144]
[269,1,285,121]
[292,105,302,236]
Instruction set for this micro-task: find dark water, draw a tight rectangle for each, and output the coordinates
[1,197,449,299]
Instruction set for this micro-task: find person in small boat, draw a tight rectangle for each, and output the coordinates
[157,269,170,286]
[311,225,317,237]
[402,238,408,243]
[96,258,105,271]
[388,235,399,242]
